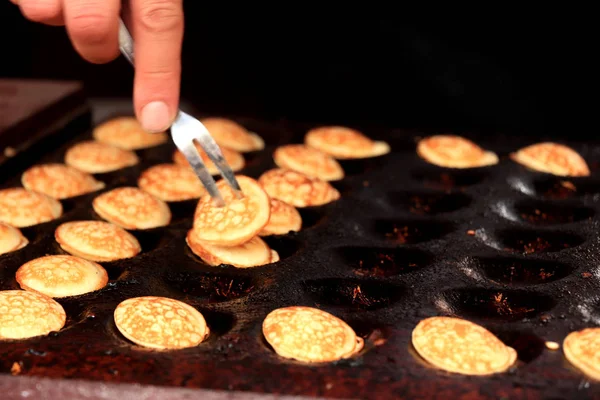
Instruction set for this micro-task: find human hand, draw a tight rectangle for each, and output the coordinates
[11,0,183,133]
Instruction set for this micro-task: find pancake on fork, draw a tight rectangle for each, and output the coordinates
[262,306,364,363]
[305,126,390,159]
[511,142,590,177]
[411,316,517,376]
[191,175,270,246]
[55,220,141,262]
[259,198,302,236]
[417,135,499,169]
[138,164,207,202]
[258,168,340,208]
[65,140,139,173]
[273,144,344,181]
[186,231,276,268]
[172,142,245,175]
[114,296,210,350]
[201,117,264,153]
[563,327,600,380]
[0,222,28,256]
[22,163,105,199]
[92,187,171,230]
[93,116,168,150]
[0,188,62,227]
[16,255,108,298]
[0,290,66,340]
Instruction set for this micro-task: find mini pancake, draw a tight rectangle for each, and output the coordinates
[186,230,273,268]
[273,144,344,181]
[259,198,302,236]
[262,306,364,363]
[22,163,105,200]
[411,316,517,376]
[172,142,245,175]
[511,142,590,177]
[192,175,270,246]
[55,220,141,262]
[0,290,66,340]
[202,117,264,152]
[0,222,28,256]
[93,116,168,150]
[563,327,600,380]
[258,168,340,208]
[305,126,390,159]
[417,135,499,169]
[92,187,171,230]
[114,296,209,350]
[0,188,62,227]
[65,140,139,173]
[16,255,108,298]
[270,250,280,263]
[138,164,207,202]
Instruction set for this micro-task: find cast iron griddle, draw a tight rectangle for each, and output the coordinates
[2,98,600,399]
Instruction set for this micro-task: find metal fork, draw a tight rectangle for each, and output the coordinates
[117,18,241,207]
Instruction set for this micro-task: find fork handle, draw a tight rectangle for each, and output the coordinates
[118,18,135,66]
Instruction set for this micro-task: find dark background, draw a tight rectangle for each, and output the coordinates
[0,4,594,138]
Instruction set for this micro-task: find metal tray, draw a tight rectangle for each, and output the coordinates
[2,99,600,399]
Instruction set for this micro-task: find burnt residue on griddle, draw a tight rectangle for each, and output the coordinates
[388,190,472,215]
[374,219,455,244]
[165,271,256,303]
[495,228,585,255]
[470,256,574,286]
[411,165,490,190]
[512,199,594,226]
[438,288,556,322]
[334,246,433,277]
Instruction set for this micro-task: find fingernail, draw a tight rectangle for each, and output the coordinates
[140,101,170,133]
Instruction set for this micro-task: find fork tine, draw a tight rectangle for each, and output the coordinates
[176,139,226,207]
[194,123,244,197]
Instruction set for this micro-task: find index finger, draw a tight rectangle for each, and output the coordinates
[130,0,183,133]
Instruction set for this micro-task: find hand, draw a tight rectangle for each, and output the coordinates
[11,0,184,133]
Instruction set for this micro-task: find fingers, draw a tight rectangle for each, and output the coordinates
[18,0,64,26]
[130,0,184,133]
[62,0,120,64]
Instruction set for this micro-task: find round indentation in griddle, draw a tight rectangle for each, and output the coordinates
[510,175,600,199]
[464,255,575,286]
[337,153,391,177]
[482,227,585,255]
[496,198,594,226]
[411,165,490,190]
[166,199,197,227]
[297,206,329,231]
[490,329,546,363]
[302,278,406,310]
[437,288,556,322]
[387,190,472,215]
[165,271,256,303]
[334,246,433,277]
[372,219,455,244]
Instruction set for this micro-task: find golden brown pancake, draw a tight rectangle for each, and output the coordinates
[270,249,280,263]
[21,163,105,200]
[186,230,273,268]
[411,316,517,376]
[511,142,590,177]
[258,168,340,208]
[192,176,270,246]
[305,126,390,159]
[563,327,600,380]
[259,198,302,236]
[114,296,209,350]
[93,116,168,150]
[138,163,207,202]
[55,220,141,262]
[0,222,28,256]
[16,255,108,298]
[172,142,245,175]
[0,188,62,227]
[65,140,139,173]
[92,187,171,230]
[202,117,264,152]
[0,290,66,340]
[273,144,344,181]
[263,306,364,363]
[417,135,499,169]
